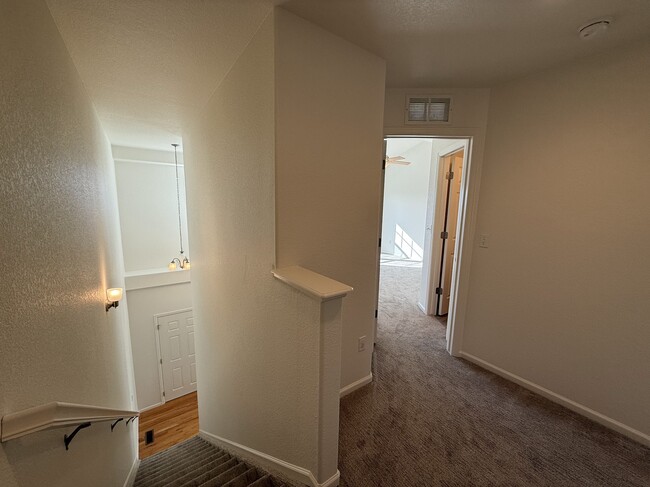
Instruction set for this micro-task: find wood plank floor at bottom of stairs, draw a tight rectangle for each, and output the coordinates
[138,392,199,459]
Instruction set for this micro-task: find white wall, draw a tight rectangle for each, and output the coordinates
[126,278,192,411]
[113,146,190,272]
[0,1,137,485]
[184,11,325,479]
[462,39,650,440]
[113,145,194,411]
[382,140,433,258]
[275,9,387,390]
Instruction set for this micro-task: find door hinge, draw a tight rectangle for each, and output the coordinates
[157,324,160,330]
[160,359,162,364]
[382,159,386,170]
[375,309,378,319]
[435,287,443,295]
[440,231,449,239]
[446,171,454,180]
[162,391,166,397]
[378,237,382,247]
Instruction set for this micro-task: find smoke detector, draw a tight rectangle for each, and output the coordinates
[579,18,612,40]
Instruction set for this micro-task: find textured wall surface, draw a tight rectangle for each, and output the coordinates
[46,0,273,149]
[184,12,324,476]
[275,9,387,390]
[463,39,650,437]
[0,0,137,484]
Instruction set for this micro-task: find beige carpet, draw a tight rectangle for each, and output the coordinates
[338,265,649,486]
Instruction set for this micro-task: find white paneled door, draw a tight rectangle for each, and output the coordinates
[156,310,196,402]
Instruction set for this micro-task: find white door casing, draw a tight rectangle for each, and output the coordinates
[155,309,196,402]
[374,139,388,345]
[418,143,441,314]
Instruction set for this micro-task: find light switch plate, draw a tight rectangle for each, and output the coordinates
[358,336,367,352]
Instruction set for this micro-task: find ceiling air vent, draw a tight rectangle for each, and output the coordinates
[405,96,452,124]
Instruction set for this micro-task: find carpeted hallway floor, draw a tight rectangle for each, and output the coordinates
[338,265,650,486]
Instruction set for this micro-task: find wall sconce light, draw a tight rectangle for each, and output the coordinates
[106,288,123,312]
[168,257,191,271]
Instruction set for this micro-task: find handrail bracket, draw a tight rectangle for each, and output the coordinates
[110,418,123,431]
[64,422,91,450]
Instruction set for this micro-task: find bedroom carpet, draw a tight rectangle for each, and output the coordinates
[337,265,649,486]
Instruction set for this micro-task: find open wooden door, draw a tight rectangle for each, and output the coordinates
[436,149,464,316]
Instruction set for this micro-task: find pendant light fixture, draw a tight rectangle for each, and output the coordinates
[168,143,191,271]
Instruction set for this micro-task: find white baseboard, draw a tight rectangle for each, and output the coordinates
[200,430,339,487]
[319,471,340,487]
[417,302,427,315]
[123,457,140,487]
[339,373,372,398]
[139,402,163,413]
[459,352,650,447]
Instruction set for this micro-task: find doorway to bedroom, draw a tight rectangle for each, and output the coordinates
[378,137,470,335]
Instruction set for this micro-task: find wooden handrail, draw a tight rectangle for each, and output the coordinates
[1,401,139,443]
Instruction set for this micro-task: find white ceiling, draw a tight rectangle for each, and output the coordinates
[280,0,650,88]
[46,0,273,150]
[46,0,650,150]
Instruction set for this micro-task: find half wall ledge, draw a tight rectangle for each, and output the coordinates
[272,265,349,486]
[272,266,353,302]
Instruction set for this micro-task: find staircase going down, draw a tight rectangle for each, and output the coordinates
[134,436,288,487]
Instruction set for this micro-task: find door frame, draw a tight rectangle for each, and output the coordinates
[154,307,193,405]
[374,139,388,345]
[383,125,486,356]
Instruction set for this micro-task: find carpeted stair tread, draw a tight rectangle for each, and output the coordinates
[182,457,239,487]
[139,440,213,473]
[139,446,223,480]
[221,467,260,487]
[139,440,207,472]
[142,439,212,465]
[198,462,248,487]
[141,436,205,461]
[165,454,233,487]
[246,476,276,487]
[135,436,286,487]
[137,449,228,485]
[140,452,231,487]
[142,447,227,477]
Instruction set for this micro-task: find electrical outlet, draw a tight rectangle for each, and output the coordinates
[358,336,367,352]
[479,234,490,248]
